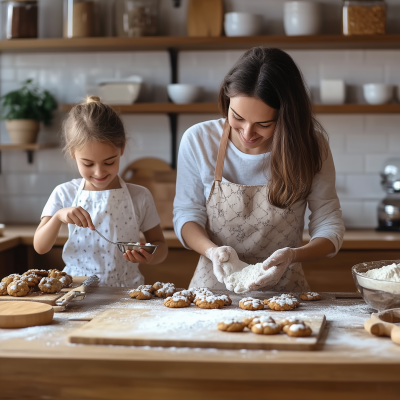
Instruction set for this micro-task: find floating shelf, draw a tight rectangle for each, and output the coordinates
[61,103,400,115]
[1,34,400,53]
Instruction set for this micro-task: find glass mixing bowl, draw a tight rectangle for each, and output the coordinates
[352,260,400,311]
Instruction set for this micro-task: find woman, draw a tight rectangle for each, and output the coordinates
[173,47,344,292]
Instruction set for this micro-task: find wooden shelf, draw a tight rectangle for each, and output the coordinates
[0,143,57,151]
[61,103,400,115]
[2,35,400,52]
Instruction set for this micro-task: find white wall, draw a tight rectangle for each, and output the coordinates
[1,0,400,228]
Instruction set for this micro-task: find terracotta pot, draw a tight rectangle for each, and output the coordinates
[5,119,40,144]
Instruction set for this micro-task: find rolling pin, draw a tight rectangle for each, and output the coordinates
[364,310,400,345]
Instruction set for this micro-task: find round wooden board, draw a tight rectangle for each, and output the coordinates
[0,301,54,329]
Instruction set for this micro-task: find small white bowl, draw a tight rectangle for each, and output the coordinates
[363,84,394,105]
[284,1,321,36]
[224,12,263,37]
[167,84,203,104]
[98,76,142,105]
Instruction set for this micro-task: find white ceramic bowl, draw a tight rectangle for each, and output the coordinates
[224,12,263,37]
[167,84,203,104]
[320,79,346,104]
[284,1,321,36]
[363,84,393,105]
[98,76,142,105]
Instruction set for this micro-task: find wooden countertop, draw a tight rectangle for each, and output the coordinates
[1,225,400,253]
[1,288,400,399]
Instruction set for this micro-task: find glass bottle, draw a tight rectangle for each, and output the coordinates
[2,1,38,39]
[63,0,100,38]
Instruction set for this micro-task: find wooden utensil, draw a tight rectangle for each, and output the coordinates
[0,301,54,328]
[69,309,326,351]
[187,0,223,37]
[364,309,400,345]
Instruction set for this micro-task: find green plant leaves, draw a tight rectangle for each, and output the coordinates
[0,79,57,126]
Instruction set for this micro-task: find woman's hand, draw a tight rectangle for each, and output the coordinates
[206,246,246,283]
[123,244,154,264]
[56,207,95,229]
[248,247,295,290]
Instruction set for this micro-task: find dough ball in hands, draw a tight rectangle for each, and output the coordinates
[38,277,62,294]
[7,280,30,297]
[283,323,312,337]
[217,319,246,332]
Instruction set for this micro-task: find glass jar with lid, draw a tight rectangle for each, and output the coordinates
[63,0,100,38]
[115,0,158,37]
[2,0,38,39]
[342,0,386,35]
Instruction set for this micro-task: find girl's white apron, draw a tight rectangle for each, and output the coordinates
[62,176,143,287]
[189,121,310,292]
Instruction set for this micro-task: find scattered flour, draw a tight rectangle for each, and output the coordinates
[360,263,400,282]
[224,263,265,293]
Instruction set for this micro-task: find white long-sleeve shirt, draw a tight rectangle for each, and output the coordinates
[173,118,345,255]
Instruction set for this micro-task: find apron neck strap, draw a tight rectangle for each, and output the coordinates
[214,120,231,182]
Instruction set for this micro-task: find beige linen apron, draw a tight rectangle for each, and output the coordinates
[189,121,310,292]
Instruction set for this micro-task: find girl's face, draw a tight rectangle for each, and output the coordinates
[73,141,124,191]
[228,96,278,155]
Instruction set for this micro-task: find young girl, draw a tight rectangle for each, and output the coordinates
[173,47,345,292]
[34,96,168,287]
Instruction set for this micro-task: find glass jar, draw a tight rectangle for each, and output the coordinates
[115,0,158,37]
[2,0,38,39]
[342,0,386,35]
[63,0,100,38]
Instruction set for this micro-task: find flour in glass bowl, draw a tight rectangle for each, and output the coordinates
[360,263,400,282]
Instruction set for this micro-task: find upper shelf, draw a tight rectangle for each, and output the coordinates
[60,103,400,114]
[2,35,400,52]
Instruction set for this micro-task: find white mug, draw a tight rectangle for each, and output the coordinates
[320,80,346,104]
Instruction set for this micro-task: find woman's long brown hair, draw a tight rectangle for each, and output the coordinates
[219,47,327,209]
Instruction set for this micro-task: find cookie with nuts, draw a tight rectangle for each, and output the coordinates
[38,277,62,294]
[0,281,8,295]
[219,294,232,306]
[129,285,153,300]
[264,294,299,311]
[154,282,176,298]
[174,290,195,302]
[245,315,276,329]
[164,294,191,308]
[217,319,246,332]
[22,269,48,277]
[279,317,305,328]
[48,269,67,279]
[196,294,225,309]
[251,321,282,335]
[59,274,73,288]
[20,274,41,287]
[283,323,312,337]
[7,280,30,297]
[1,275,18,286]
[239,297,264,311]
[299,292,321,301]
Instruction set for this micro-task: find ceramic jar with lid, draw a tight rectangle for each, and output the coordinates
[2,0,38,39]
[63,0,100,38]
[284,1,321,36]
[115,0,158,37]
[342,0,386,35]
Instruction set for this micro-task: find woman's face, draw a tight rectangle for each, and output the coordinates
[228,96,278,154]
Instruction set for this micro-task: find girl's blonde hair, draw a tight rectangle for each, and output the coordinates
[62,96,126,156]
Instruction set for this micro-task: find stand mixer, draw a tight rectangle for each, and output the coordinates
[377,158,400,231]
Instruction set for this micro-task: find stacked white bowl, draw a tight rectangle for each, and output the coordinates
[363,84,394,105]
[284,1,321,36]
[167,84,203,104]
[224,12,263,37]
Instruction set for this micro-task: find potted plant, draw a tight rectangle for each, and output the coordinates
[0,79,57,144]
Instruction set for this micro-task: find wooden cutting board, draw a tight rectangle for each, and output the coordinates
[69,309,326,351]
[0,276,87,305]
[0,301,54,328]
[187,0,224,37]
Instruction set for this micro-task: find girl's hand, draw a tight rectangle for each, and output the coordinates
[55,207,95,230]
[123,244,154,264]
